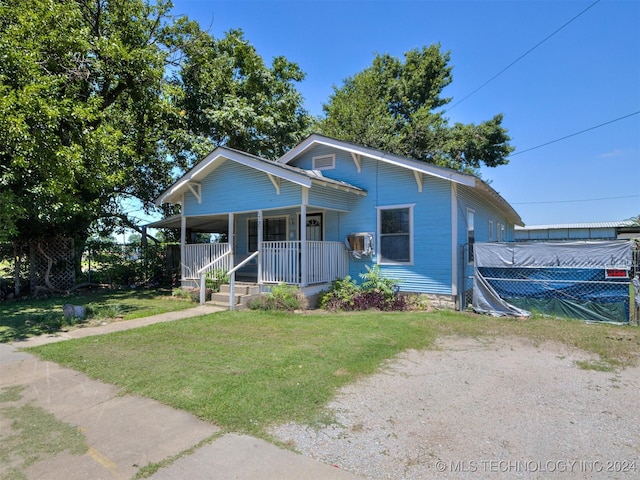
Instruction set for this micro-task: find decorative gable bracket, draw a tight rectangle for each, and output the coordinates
[188,182,202,203]
[267,173,281,194]
[350,153,362,173]
[414,171,423,193]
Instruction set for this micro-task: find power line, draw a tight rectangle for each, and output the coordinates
[449,0,601,111]
[513,194,639,205]
[510,110,640,157]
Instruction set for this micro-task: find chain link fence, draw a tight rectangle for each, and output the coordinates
[470,240,639,324]
[0,240,181,298]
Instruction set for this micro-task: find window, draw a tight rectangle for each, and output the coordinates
[312,154,335,170]
[488,221,494,242]
[248,217,287,251]
[467,209,475,263]
[497,222,504,242]
[378,205,413,264]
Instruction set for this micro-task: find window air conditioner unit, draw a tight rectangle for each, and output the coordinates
[346,233,374,258]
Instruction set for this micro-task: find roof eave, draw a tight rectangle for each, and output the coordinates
[278,134,475,187]
[155,147,313,206]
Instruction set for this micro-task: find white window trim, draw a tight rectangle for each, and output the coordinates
[376,203,415,265]
[312,153,336,170]
[467,208,475,265]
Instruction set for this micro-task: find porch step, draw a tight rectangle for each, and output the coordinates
[209,283,261,310]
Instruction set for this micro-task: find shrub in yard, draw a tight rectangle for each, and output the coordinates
[318,276,359,310]
[320,266,406,311]
[248,283,305,311]
[205,269,229,293]
[403,294,432,311]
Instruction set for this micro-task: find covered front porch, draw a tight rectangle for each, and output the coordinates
[150,145,369,307]
[183,240,349,286]
[152,208,351,307]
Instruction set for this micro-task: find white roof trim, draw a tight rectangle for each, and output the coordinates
[278,134,475,187]
[156,147,312,205]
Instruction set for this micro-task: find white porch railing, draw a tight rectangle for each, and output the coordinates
[306,241,350,285]
[184,241,349,287]
[261,241,299,284]
[184,243,231,279]
[261,241,349,285]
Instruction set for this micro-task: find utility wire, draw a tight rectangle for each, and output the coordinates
[448,0,601,111]
[510,110,640,157]
[513,194,639,205]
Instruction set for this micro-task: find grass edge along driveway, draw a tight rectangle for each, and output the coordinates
[28,310,640,439]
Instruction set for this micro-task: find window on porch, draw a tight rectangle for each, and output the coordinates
[248,217,287,252]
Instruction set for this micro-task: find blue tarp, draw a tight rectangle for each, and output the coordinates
[473,241,632,323]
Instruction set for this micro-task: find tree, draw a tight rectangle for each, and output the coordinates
[0,0,311,290]
[168,28,311,167]
[316,45,514,174]
[0,0,182,247]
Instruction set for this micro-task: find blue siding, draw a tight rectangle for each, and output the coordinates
[177,143,517,298]
[308,185,355,211]
[183,160,303,216]
[290,147,457,295]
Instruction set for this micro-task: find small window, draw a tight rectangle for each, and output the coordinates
[467,209,475,263]
[378,205,413,264]
[312,154,335,170]
[488,221,494,242]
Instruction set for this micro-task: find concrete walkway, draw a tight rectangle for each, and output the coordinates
[1,306,363,480]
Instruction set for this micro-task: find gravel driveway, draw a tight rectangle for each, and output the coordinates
[270,336,640,479]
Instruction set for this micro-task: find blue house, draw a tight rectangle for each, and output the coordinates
[154,134,523,308]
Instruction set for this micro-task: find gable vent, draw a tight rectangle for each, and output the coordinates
[312,154,335,170]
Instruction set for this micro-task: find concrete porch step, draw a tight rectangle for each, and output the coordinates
[210,283,261,310]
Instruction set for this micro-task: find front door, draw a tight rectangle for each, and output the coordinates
[302,213,323,241]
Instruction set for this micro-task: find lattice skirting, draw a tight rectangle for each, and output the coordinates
[29,237,75,292]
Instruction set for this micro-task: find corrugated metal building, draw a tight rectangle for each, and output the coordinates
[515,220,639,241]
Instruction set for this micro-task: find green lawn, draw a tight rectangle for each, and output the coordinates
[29,310,640,439]
[0,289,194,342]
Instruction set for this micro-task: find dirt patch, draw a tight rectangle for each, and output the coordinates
[271,336,640,479]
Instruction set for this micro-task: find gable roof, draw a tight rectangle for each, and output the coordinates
[278,133,476,187]
[278,134,523,226]
[155,145,366,206]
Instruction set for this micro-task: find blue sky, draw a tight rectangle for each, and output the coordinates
[165,0,639,227]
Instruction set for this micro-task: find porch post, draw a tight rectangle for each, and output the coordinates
[257,210,263,285]
[228,212,236,311]
[300,188,308,287]
[180,211,186,285]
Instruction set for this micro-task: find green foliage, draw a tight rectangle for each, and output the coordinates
[0,0,181,244]
[0,0,311,261]
[171,287,193,300]
[173,28,312,165]
[320,266,405,311]
[359,264,399,297]
[248,283,305,311]
[30,311,441,435]
[317,45,513,174]
[30,310,640,439]
[318,276,360,310]
[0,403,88,475]
[205,269,229,293]
[0,288,193,342]
[82,238,177,287]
